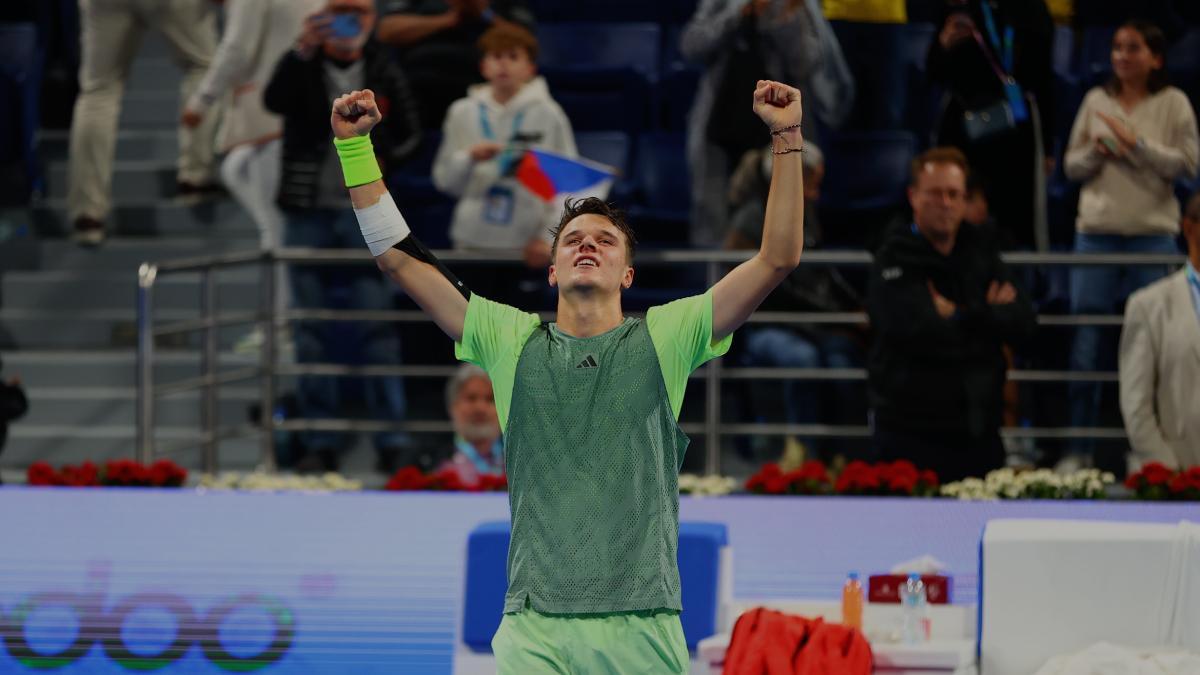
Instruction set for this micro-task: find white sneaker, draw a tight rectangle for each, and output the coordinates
[1054,453,1092,475]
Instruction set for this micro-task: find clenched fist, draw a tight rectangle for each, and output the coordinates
[331,89,383,140]
[752,80,802,132]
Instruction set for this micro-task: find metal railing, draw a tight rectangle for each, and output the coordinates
[135,249,1187,475]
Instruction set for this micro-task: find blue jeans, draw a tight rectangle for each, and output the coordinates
[286,208,407,453]
[1068,232,1178,458]
[0,22,43,202]
[742,326,867,458]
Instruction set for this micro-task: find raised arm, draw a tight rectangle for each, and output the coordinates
[331,89,469,341]
[710,80,804,341]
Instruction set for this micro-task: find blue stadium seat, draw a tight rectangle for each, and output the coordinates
[1052,73,1086,152]
[461,520,729,652]
[575,131,632,177]
[1079,26,1117,79]
[536,22,661,80]
[658,66,701,131]
[529,0,664,22]
[1168,27,1200,71]
[821,131,916,213]
[543,68,652,133]
[1053,25,1075,78]
[630,131,688,212]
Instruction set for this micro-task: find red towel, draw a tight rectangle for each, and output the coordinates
[722,608,872,675]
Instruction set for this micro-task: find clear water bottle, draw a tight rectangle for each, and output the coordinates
[899,573,929,644]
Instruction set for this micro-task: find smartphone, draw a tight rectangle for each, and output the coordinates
[329,13,361,39]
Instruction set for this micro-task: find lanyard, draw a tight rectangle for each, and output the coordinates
[978,1,1014,74]
[479,104,526,141]
[455,436,504,476]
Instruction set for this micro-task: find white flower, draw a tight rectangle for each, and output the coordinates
[196,471,363,492]
[679,473,736,497]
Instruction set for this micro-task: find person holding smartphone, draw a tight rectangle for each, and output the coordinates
[1061,20,1198,474]
[262,0,423,474]
[926,0,1055,252]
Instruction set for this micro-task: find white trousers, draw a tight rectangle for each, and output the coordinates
[220,139,288,316]
[68,0,218,222]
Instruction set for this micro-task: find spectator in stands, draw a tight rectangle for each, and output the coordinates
[264,0,421,474]
[867,147,1037,481]
[1119,192,1200,471]
[181,0,324,351]
[681,0,823,246]
[725,142,867,461]
[68,0,220,246]
[376,0,534,129]
[431,24,575,276]
[927,0,1054,251]
[1061,20,1199,472]
[438,364,504,486]
[0,356,28,485]
[0,4,42,206]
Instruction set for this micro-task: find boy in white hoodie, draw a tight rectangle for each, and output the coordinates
[432,24,576,271]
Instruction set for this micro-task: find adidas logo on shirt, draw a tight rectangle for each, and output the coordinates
[575,355,599,369]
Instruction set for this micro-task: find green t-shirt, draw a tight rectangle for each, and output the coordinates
[454,291,732,614]
[455,290,732,430]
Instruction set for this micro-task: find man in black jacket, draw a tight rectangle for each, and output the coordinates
[867,147,1036,481]
[0,355,28,484]
[264,0,421,473]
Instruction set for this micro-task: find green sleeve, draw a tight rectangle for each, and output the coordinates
[645,289,733,420]
[454,294,541,433]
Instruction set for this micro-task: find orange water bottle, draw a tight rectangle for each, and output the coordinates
[842,571,864,630]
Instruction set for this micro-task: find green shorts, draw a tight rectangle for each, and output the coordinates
[491,606,689,674]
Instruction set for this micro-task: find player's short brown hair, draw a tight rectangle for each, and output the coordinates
[477,23,539,61]
[910,146,970,187]
[550,198,637,264]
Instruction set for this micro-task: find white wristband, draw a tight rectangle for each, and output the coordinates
[354,191,411,257]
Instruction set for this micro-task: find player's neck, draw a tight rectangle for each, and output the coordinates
[555,293,624,338]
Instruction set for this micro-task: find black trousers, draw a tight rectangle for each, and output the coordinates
[872,423,1006,483]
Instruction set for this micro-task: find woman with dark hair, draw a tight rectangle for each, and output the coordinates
[1061,19,1199,473]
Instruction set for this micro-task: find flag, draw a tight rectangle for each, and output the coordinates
[515,148,616,203]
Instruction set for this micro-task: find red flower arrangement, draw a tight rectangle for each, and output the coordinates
[1125,462,1178,500]
[1168,468,1200,501]
[748,460,939,497]
[27,459,187,488]
[384,466,507,492]
[746,461,832,495]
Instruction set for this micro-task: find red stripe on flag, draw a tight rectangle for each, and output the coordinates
[516,152,557,201]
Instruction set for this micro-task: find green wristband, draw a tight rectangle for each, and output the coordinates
[334,135,383,188]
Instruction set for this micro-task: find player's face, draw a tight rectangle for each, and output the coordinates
[548,214,633,294]
[451,377,499,442]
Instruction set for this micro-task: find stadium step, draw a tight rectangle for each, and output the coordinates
[2,270,261,312]
[3,350,258,388]
[37,129,179,163]
[30,198,258,238]
[3,424,264,473]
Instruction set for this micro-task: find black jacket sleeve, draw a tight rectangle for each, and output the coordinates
[372,59,423,167]
[264,51,312,117]
[0,382,28,422]
[868,257,972,361]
